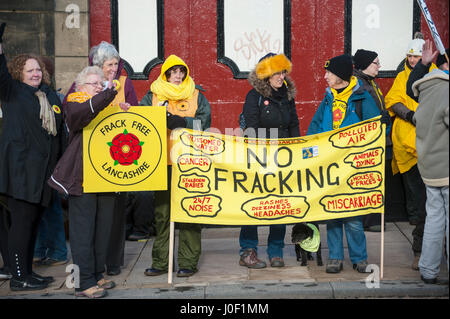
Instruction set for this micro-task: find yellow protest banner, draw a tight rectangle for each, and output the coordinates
[170,117,385,225]
[83,106,167,192]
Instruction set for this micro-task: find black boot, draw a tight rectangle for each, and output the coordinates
[10,276,48,291]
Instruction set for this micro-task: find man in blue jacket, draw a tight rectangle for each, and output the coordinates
[307,54,382,274]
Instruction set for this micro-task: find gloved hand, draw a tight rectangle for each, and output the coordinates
[380,110,390,126]
[166,112,186,130]
[405,110,416,126]
[0,23,6,43]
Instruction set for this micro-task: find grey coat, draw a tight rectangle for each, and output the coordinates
[412,69,449,187]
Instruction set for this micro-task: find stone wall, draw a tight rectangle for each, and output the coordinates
[0,0,89,97]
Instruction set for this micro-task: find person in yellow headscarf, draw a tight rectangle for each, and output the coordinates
[140,54,211,278]
[385,34,436,269]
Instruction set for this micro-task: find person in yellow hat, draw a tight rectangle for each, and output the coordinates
[140,54,211,277]
[385,34,437,270]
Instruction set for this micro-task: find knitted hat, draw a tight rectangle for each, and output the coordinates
[436,48,449,68]
[324,54,353,82]
[255,53,292,79]
[353,49,378,70]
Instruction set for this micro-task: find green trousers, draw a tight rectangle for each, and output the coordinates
[151,169,202,271]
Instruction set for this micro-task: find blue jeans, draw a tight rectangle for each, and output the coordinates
[34,196,68,261]
[239,225,285,259]
[419,186,449,280]
[327,216,367,264]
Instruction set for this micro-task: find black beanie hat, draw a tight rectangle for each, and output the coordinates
[353,49,378,70]
[436,48,449,68]
[324,54,353,82]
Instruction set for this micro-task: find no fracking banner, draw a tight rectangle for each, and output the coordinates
[170,116,385,225]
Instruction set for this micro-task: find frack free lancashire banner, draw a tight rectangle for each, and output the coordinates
[170,117,385,225]
[83,106,167,192]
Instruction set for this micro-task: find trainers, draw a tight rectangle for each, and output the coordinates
[239,248,267,269]
[270,257,285,267]
[37,258,68,266]
[176,269,198,277]
[353,260,369,273]
[326,259,343,273]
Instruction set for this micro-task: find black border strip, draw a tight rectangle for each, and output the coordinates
[344,0,421,78]
[111,0,164,80]
[217,0,292,79]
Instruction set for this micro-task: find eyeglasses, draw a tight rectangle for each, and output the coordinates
[84,82,104,87]
[372,61,381,66]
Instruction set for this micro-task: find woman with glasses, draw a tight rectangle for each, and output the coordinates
[352,49,392,232]
[48,66,118,298]
[0,23,64,291]
[64,41,139,278]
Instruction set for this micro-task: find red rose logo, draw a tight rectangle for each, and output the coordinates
[108,129,144,166]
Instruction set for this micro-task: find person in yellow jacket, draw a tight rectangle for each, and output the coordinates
[140,55,211,278]
[385,35,436,269]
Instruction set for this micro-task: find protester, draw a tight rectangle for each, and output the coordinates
[384,35,437,270]
[33,56,68,267]
[353,49,392,232]
[0,22,64,291]
[141,54,211,277]
[239,53,300,269]
[48,66,121,298]
[408,43,449,284]
[307,54,384,274]
[65,41,139,276]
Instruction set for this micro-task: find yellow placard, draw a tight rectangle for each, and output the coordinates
[170,116,385,225]
[83,106,167,192]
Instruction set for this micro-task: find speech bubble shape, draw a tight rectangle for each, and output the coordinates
[329,119,381,149]
[180,131,225,155]
[347,171,383,190]
[241,194,310,221]
[344,147,384,169]
[181,194,222,218]
[177,154,212,173]
[319,190,384,213]
[178,173,211,194]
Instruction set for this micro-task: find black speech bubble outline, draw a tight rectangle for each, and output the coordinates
[343,147,384,169]
[176,153,212,173]
[241,194,310,221]
[328,118,382,149]
[178,173,211,194]
[346,170,383,190]
[319,190,384,213]
[180,194,222,218]
[180,131,225,156]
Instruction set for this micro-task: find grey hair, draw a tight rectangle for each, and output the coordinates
[89,41,120,68]
[75,66,104,91]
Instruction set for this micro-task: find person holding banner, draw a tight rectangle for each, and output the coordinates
[353,49,391,232]
[307,54,382,274]
[239,53,300,268]
[48,66,119,298]
[385,36,437,270]
[0,23,64,291]
[141,54,211,278]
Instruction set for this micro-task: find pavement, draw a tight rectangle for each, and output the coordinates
[0,221,448,300]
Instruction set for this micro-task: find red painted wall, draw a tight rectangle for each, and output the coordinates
[90,0,449,135]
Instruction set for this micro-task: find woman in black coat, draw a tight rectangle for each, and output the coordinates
[239,53,300,269]
[0,24,64,291]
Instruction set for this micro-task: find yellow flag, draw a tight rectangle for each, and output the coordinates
[170,117,385,225]
[83,106,167,192]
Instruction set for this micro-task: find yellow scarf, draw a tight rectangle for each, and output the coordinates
[331,76,358,130]
[150,54,196,102]
[67,91,92,103]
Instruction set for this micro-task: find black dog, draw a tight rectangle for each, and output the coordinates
[291,223,323,266]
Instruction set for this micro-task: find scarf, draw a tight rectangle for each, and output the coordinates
[150,54,196,103]
[35,90,57,136]
[67,91,92,103]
